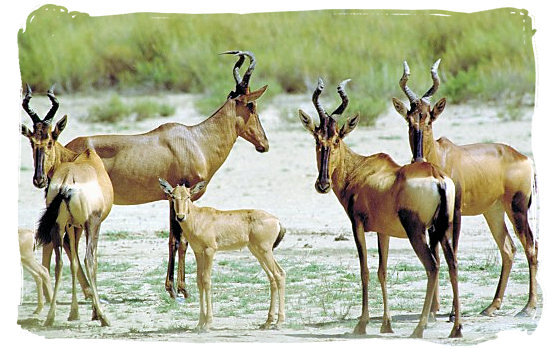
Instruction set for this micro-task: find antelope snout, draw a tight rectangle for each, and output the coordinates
[315,179,331,194]
[255,144,269,153]
[33,175,47,189]
[176,214,187,222]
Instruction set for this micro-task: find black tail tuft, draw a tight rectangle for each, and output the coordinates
[434,182,450,240]
[35,188,72,246]
[273,223,286,250]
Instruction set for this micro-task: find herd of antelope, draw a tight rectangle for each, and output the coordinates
[19,50,537,339]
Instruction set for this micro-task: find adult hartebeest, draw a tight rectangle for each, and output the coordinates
[299,79,462,338]
[21,96,113,326]
[159,179,286,331]
[392,59,537,317]
[28,51,270,299]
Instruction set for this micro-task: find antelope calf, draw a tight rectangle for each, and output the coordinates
[21,88,113,327]
[299,79,462,338]
[392,60,537,317]
[159,179,286,331]
[19,228,53,315]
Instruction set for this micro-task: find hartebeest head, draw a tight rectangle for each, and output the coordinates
[222,50,269,152]
[299,79,359,193]
[392,60,446,162]
[159,178,206,222]
[20,85,68,188]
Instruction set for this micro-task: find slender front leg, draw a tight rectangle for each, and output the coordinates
[377,233,393,333]
[165,203,180,299]
[194,251,206,331]
[351,217,369,335]
[203,248,215,330]
[177,237,189,298]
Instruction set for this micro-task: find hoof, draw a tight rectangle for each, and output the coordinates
[353,321,367,335]
[194,325,209,333]
[480,307,497,317]
[44,317,54,327]
[68,312,80,321]
[410,327,424,338]
[100,316,111,327]
[515,306,536,318]
[259,322,272,330]
[178,287,189,299]
[166,286,177,299]
[449,324,463,338]
[380,322,394,334]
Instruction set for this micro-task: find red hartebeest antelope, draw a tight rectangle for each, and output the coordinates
[21,99,113,326]
[26,51,270,299]
[299,79,462,338]
[392,60,537,317]
[159,179,286,331]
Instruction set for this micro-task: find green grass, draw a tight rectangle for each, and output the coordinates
[18,6,535,125]
[85,94,175,123]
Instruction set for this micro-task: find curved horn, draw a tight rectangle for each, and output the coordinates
[44,84,59,124]
[312,78,329,132]
[221,50,256,93]
[399,60,417,102]
[221,50,245,85]
[22,84,41,124]
[422,58,441,99]
[331,79,351,116]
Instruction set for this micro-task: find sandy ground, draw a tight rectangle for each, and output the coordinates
[15,92,542,345]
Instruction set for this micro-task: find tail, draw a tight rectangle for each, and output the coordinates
[36,188,72,246]
[433,181,451,241]
[272,223,286,250]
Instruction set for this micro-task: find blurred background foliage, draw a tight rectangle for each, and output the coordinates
[18,5,535,125]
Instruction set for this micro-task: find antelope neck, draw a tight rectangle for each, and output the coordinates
[412,128,425,162]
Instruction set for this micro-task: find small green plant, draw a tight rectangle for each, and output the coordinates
[86,94,130,123]
[133,100,176,121]
[86,95,175,123]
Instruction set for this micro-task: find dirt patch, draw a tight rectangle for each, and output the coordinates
[16,94,540,344]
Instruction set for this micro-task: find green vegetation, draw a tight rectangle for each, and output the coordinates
[86,94,175,123]
[18,6,535,125]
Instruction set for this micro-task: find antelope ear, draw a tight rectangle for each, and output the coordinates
[299,109,315,134]
[52,114,67,140]
[392,97,408,119]
[190,181,207,196]
[158,178,174,196]
[21,124,32,138]
[430,98,446,123]
[339,114,360,139]
[236,85,268,103]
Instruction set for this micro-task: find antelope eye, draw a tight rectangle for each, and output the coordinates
[47,141,53,148]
